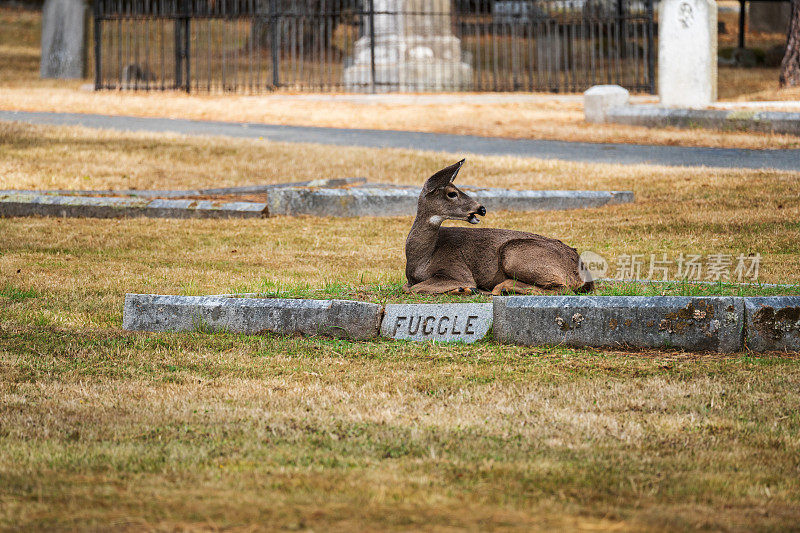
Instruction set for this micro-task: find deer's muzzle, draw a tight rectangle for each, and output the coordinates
[468,205,486,224]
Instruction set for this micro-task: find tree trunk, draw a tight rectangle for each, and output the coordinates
[779,0,800,87]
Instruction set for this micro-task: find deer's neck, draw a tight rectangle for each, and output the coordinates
[405,215,443,281]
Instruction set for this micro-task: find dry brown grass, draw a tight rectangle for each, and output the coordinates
[0,124,799,530]
[2,7,800,151]
[2,121,799,292]
[2,11,800,530]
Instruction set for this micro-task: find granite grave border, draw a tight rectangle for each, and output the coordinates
[123,293,800,352]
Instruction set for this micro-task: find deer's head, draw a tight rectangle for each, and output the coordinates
[419,159,486,225]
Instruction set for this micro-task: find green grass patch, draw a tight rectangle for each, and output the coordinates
[220,279,800,304]
[0,283,39,302]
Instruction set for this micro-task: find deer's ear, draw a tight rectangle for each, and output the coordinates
[424,159,465,192]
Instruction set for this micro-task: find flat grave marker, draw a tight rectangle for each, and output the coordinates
[380,303,493,343]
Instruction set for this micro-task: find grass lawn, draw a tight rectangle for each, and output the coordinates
[2,7,800,151]
[1,121,800,529]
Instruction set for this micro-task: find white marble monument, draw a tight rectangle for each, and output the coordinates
[343,0,473,91]
[658,0,717,107]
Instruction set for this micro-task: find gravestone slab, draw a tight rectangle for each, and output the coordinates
[0,193,267,219]
[380,303,493,343]
[744,297,800,352]
[494,296,744,352]
[41,0,89,79]
[606,106,800,136]
[267,187,419,217]
[659,0,717,107]
[266,187,635,217]
[123,294,382,340]
[468,189,634,212]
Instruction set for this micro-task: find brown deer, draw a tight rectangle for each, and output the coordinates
[403,160,594,295]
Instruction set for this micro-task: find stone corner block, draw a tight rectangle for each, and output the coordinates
[584,85,630,123]
[744,297,800,352]
[380,303,493,343]
[123,294,381,340]
[493,296,744,353]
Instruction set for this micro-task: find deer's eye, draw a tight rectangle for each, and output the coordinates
[446,191,458,199]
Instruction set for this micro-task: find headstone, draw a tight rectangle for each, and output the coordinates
[584,85,630,123]
[659,0,717,108]
[748,2,792,34]
[744,297,800,352]
[343,0,473,91]
[494,296,745,352]
[40,0,89,79]
[380,303,493,343]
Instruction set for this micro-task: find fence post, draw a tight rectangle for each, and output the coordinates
[93,0,101,89]
[270,0,279,87]
[617,0,627,59]
[184,1,190,93]
[174,1,183,90]
[738,0,746,49]
[369,0,376,93]
[646,0,655,93]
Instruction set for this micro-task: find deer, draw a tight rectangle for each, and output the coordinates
[403,159,594,295]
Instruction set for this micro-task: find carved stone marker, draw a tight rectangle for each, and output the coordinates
[659,0,717,107]
[40,0,89,79]
[380,303,493,343]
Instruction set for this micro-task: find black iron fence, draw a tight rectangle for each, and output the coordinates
[94,0,655,93]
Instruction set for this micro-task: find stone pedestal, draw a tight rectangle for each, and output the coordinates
[658,0,717,108]
[344,0,472,92]
[40,0,89,79]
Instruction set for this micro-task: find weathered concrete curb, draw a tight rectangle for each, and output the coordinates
[493,296,745,352]
[267,188,634,217]
[606,105,800,136]
[380,303,493,343]
[123,294,381,340]
[123,294,800,352]
[0,193,267,219]
[744,297,800,352]
[0,177,366,199]
[1,188,632,219]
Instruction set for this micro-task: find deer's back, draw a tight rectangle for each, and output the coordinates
[435,226,580,288]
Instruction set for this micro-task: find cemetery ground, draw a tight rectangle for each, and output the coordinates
[3,6,800,151]
[2,121,800,529]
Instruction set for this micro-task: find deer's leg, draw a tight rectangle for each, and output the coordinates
[499,240,585,292]
[406,277,477,295]
[490,279,561,295]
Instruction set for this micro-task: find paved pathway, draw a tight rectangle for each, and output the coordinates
[2,110,798,171]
